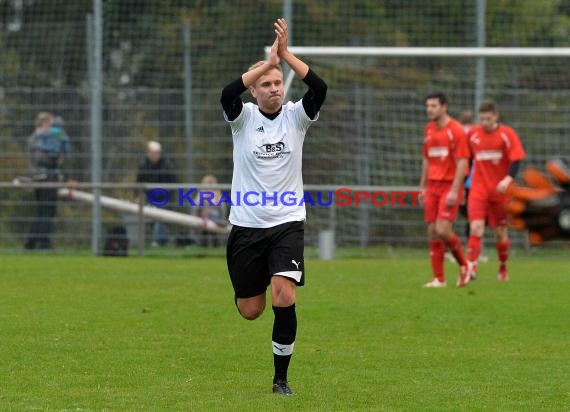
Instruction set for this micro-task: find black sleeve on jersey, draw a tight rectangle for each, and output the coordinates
[221,78,247,121]
[301,68,328,120]
[508,161,521,178]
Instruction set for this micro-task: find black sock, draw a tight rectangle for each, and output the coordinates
[272,304,297,383]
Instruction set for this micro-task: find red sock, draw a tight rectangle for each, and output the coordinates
[429,240,445,281]
[496,239,510,264]
[467,235,481,263]
[447,233,467,266]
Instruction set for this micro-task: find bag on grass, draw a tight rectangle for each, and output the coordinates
[103,225,129,257]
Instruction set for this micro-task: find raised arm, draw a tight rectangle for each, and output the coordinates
[220,39,281,121]
[274,18,308,78]
[242,40,280,87]
[274,18,327,119]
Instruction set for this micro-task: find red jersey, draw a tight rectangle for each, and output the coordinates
[423,118,470,182]
[469,124,526,196]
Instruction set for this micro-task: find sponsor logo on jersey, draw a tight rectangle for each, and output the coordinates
[475,150,503,162]
[427,147,449,159]
[253,140,290,159]
[255,126,264,133]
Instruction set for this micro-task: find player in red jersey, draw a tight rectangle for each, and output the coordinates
[419,92,470,288]
[466,100,526,281]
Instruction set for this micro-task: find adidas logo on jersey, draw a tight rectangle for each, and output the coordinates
[256,126,264,133]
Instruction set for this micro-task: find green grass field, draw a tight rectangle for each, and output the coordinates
[1,255,569,411]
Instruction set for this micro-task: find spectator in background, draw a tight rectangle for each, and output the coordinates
[191,174,228,247]
[135,140,176,247]
[25,112,69,250]
[459,110,475,133]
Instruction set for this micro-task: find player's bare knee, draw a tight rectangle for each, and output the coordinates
[470,221,485,237]
[427,224,438,240]
[273,290,296,307]
[495,227,508,242]
[435,226,450,240]
[271,278,297,307]
[236,296,265,320]
[238,302,265,320]
[435,221,451,240]
[241,309,263,321]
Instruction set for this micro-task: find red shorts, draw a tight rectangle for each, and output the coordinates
[423,180,462,223]
[468,192,508,227]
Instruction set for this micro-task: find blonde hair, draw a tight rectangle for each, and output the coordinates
[147,140,162,152]
[248,60,283,73]
[35,112,54,128]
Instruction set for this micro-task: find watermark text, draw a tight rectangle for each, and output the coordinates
[147,188,421,208]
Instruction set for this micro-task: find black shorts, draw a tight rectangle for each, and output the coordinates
[226,221,305,299]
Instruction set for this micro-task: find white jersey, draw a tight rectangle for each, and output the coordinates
[224,100,318,228]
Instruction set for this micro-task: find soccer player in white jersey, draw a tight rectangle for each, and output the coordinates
[220,18,326,395]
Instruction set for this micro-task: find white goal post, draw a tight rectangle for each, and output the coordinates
[266,46,570,57]
[265,46,570,96]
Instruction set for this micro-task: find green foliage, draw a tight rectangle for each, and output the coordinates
[487,0,570,46]
[1,1,568,88]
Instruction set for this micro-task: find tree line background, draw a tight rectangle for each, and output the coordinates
[0,0,568,248]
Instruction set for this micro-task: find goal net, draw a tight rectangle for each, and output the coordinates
[271,46,570,247]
